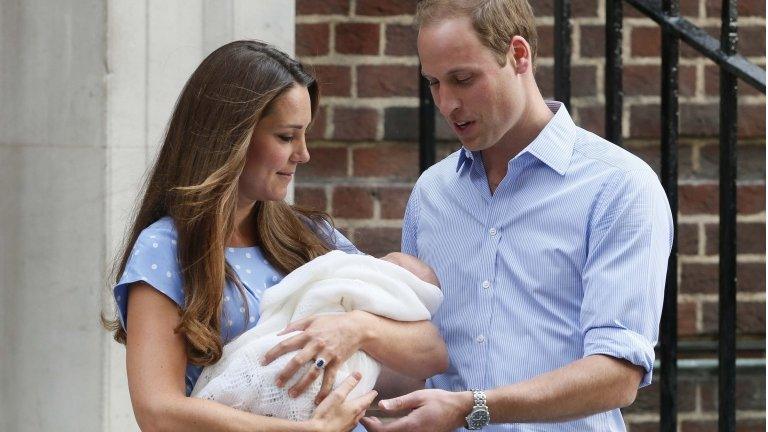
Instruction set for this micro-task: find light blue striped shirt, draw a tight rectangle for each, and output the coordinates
[402,101,673,431]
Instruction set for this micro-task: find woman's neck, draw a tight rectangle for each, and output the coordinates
[230,200,258,247]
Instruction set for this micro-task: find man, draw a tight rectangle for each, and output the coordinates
[361,1,673,431]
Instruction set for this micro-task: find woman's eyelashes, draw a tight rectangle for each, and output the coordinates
[277,134,295,143]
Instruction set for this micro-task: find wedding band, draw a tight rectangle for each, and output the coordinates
[314,357,327,369]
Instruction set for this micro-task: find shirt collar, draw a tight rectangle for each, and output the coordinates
[521,101,576,176]
[454,101,577,176]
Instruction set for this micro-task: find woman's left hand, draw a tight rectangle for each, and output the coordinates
[262,310,372,404]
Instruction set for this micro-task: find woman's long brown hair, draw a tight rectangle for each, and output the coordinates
[103,41,334,366]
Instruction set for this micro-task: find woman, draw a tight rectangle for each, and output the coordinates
[103,40,448,431]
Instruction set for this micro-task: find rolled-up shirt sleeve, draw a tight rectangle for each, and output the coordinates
[401,187,420,256]
[581,168,673,387]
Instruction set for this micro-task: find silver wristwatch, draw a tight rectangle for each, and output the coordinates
[464,389,490,430]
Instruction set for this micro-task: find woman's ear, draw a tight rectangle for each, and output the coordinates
[507,35,532,74]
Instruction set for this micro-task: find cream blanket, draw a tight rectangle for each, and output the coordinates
[191,250,443,421]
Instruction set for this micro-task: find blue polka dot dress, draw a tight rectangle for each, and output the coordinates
[113,216,357,395]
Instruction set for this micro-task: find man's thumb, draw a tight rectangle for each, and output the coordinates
[379,393,418,411]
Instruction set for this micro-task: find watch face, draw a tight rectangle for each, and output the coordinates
[470,409,490,426]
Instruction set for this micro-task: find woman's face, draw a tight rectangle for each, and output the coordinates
[239,84,312,203]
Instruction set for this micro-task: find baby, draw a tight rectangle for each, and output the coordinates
[191,250,442,421]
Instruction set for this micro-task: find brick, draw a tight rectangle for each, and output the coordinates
[385,24,418,56]
[356,0,414,16]
[522,63,594,98]
[697,144,767,182]
[681,419,717,432]
[378,186,412,219]
[678,223,699,255]
[701,366,767,411]
[736,419,766,432]
[705,222,766,255]
[625,374,697,415]
[331,185,375,218]
[738,262,767,293]
[680,103,719,136]
[312,65,352,97]
[623,64,697,97]
[358,65,419,97]
[573,0,599,17]
[738,184,765,214]
[627,146,661,176]
[297,0,349,15]
[302,145,347,178]
[678,301,698,336]
[578,25,604,59]
[296,23,330,56]
[680,262,718,294]
[737,104,767,138]
[535,65,554,99]
[294,186,327,211]
[307,105,327,141]
[740,25,767,57]
[384,107,418,141]
[702,300,766,334]
[335,23,380,55]
[531,0,553,16]
[575,105,605,139]
[626,423,660,432]
[332,107,378,141]
[704,64,764,98]
[706,0,766,17]
[537,25,554,59]
[353,145,419,179]
[630,26,661,58]
[629,104,660,138]
[354,227,403,256]
[680,183,718,214]
[571,65,597,97]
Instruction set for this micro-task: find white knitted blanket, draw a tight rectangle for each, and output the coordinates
[190,250,443,421]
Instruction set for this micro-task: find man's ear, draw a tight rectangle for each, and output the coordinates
[507,35,532,74]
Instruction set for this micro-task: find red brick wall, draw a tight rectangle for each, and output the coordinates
[294,1,765,427]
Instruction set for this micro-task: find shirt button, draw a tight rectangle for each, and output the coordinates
[476,335,486,344]
[488,228,497,236]
[482,280,490,289]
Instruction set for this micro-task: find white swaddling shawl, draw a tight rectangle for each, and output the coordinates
[191,250,443,421]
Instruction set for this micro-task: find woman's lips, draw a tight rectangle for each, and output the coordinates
[277,172,294,178]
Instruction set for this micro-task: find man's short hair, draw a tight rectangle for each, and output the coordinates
[414,0,539,68]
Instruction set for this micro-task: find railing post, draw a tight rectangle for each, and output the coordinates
[659,1,680,431]
[554,0,572,111]
[718,1,739,431]
[605,0,623,146]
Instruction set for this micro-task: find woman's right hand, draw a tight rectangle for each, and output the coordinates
[307,372,377,432]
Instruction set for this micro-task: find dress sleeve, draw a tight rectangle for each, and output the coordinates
[332,228,362,254]
[113,223,185,329]
[581,169,673,387]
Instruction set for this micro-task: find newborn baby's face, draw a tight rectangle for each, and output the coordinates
[380,252,440,287]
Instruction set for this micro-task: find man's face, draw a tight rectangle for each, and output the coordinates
[418,16,524,152]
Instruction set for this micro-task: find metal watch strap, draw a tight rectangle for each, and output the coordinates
[472,389,487,408]
[465,389,490,430]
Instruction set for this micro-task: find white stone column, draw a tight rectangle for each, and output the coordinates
[0,1,295,430]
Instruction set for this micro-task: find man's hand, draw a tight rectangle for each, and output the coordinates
[360,389,473,432]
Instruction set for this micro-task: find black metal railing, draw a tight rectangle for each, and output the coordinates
[418,1,767,431]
